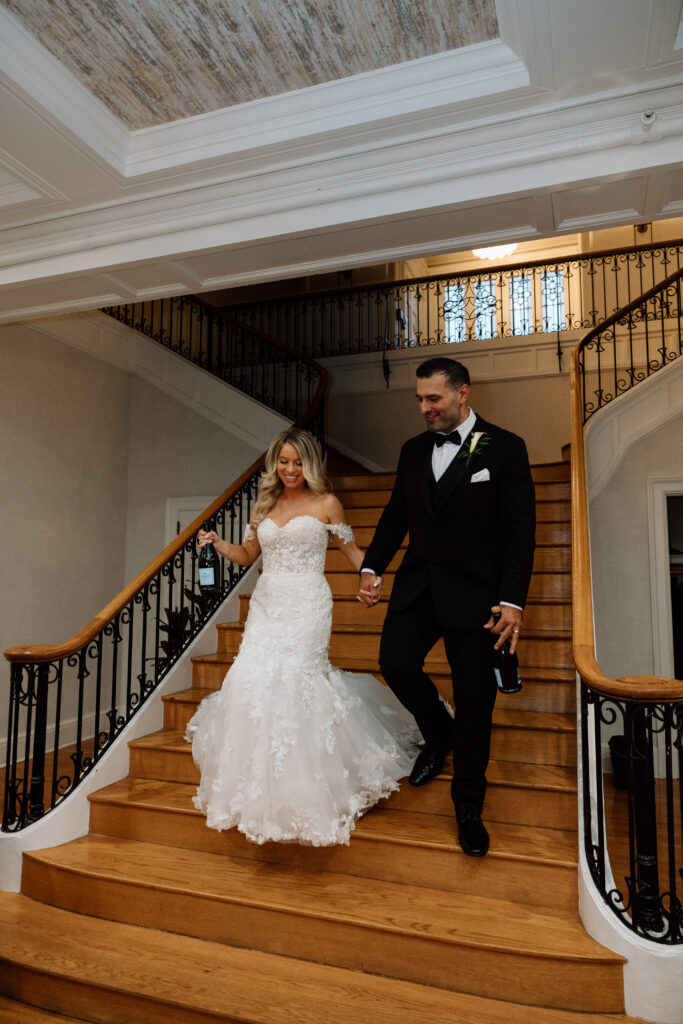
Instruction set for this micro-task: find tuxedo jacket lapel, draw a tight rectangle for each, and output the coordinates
[415,434,434,517]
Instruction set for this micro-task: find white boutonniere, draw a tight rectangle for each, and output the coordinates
[458,431,491,466]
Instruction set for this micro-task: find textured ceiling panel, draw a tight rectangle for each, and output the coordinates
[1,0,499,129]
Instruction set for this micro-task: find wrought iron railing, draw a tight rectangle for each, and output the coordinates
[103,295,323,423]
[226,239,683,359]
[3,308,329,832]
[572,266,683,942]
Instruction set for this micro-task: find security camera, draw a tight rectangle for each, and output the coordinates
[641,110,657,126]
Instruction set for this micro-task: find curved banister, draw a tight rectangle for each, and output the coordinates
[573,264,683,945]
[570,265,683,702]
[3,366,329,666]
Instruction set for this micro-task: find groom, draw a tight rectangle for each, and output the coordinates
[358,357,535,857]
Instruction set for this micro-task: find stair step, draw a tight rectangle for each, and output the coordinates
[531,462,571,482]
[325,544,570,572]
[335,488,393,507]
[331,465,570,493]
[0,994,85,1023]
[316,596,572,631]
[216,621,575,670]
[344,499,570,526]
[101,750,578,832]
[323,569,572,600]
[89,777,577,909]
[337,522,569,547]
[133,689,576,789]
[331,472,397,491]
[331,480,569,509]
[21,837,624,1012]
[0,893,630,1024]
[187,655,576,713]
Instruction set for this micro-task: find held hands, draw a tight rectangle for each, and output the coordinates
[484,605,523,654]
[357,573,382,607]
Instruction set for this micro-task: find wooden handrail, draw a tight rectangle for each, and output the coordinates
[571,267,683,701]
[4,346,330,665]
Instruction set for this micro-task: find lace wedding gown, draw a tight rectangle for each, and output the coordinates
[186,515,422,846]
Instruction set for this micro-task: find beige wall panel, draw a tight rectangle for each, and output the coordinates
[124,379,260,581]
[0,322,131,737]
[328,372,570,470]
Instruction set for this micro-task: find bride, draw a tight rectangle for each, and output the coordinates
[185,428,421,846]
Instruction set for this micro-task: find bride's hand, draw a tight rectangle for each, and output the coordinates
[197,529,218,548]
[357,574,382,606]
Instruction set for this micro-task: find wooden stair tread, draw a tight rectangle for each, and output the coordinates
[0,994,87,1023]
[145,718,577,793]
[90,777,577,866]
[492,708,575,732]
[327,594,571,608]
[24,836,617,963]
[218,622,573,640]
[0,894,636,1024]
[191,651,577,680]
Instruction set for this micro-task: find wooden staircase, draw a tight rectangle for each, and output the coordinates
[0,461,642,1024]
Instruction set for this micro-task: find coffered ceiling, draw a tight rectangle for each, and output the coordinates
[0,0,682,323]
[1,0,499,129]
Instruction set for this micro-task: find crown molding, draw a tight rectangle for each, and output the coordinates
[1,80,681,287]
[125,40,530,176]
[0,8,128,175]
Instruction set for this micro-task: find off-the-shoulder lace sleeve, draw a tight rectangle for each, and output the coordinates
[243,523,256,543]
[326,522,355,544]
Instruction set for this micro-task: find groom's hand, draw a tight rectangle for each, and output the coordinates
[357,573,382,607]
[484,605,523,654]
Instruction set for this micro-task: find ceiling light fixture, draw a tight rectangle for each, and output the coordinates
[472,243,518,260]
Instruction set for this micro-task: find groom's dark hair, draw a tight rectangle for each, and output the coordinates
[416,357,470,390]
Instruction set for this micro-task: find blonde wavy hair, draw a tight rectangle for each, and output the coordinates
[250,428,331,529]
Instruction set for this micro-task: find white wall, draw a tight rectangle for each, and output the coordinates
[0,322,130,656]
[590,407,683,680]
[124,377,260,579]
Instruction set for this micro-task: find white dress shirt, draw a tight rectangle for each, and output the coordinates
[431,407,476,481]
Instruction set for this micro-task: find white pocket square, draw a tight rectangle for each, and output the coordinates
[471,468,490,483]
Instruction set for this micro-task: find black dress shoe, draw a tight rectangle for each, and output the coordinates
[456,805,490,857]
[408,743,449,787]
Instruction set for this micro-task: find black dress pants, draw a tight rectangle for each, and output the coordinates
[379,588,497,812]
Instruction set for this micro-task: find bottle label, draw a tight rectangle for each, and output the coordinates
[199,567,215,586]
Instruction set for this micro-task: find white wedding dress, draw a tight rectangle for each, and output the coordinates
[186,515,421,846]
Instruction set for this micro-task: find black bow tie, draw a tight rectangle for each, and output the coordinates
[433,430,461,448]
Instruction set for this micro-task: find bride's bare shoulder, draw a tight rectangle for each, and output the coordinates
[317,492,345,523]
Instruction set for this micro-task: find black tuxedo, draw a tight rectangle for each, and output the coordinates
[361,415,536,811]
